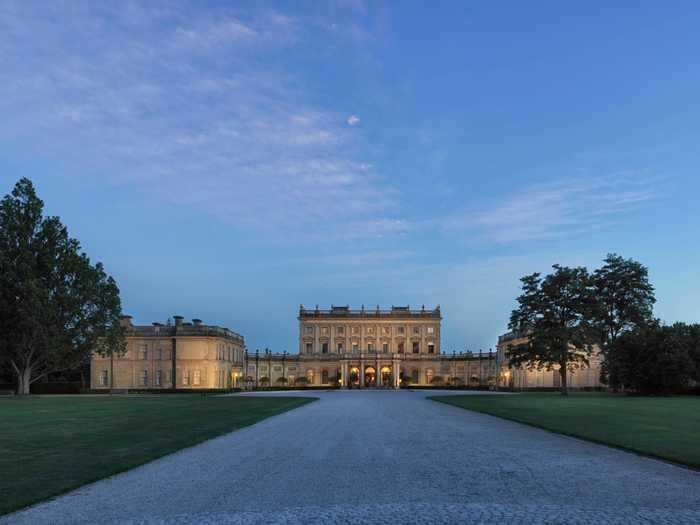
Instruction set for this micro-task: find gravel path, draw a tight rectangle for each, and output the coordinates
[3,390,700,524]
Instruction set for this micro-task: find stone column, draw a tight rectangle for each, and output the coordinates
[393,360,399,389]
[360,359,365,388]
[341,360,348,389]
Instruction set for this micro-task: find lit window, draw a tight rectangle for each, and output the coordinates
[427,326,435,334]
[193,370,201,386]
[183,370,190,385]
[155,370,162,386]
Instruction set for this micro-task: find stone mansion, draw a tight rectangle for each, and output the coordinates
[90,304,602,391]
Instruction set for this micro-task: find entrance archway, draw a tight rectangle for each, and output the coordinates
[349,367,360,387]
[380,366,392,387]
[364,366,376,388]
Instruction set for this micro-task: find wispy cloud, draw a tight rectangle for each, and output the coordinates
[0,1,397,239]
[447,172,659,243]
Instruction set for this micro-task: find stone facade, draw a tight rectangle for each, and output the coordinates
[244,305,498,388]
[495,331,603,389]
[90,315,245,390]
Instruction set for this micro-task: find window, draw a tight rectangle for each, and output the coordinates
[413,326,420,335]
[99,370,108,386]
[352,343,359,354]
[398,326,405,334]
[193,370,201,386]
[322,369,329,384]
[412,342,420,354]
[305,343,313,354]
[337,342,344,353]
[322,342,329,354]
[398,342,404,354]
[428,343,435,354]
[141,344,148,360]
[412,369,419,383]
[322,327,329,335]
[155,369,162,386]
[367,327,374,334]
[337,326,345,335]
[367,342,374,353]
[183,370,190,386]
[427,326,435,334]
[141,369,148,386]
[383,343,389,354]
[273,366,282,372]
[383,326,391,335]
[156,348,162,360]
[305,326,314,335]
[352,326,360,334]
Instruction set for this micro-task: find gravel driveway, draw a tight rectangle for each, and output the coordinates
[3,390,700,524]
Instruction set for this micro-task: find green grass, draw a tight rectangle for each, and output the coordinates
[430,393,700,469]
[0,394,314,515]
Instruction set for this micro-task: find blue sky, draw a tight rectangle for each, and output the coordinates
[2,1,699,353]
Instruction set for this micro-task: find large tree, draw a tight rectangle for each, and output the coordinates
[610,322,697,394]
[508,265,598,395]
[0,178,125,394]
[592,254,656,388]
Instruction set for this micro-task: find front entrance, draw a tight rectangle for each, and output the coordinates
[364,366,376,388]
[380,366,392,387]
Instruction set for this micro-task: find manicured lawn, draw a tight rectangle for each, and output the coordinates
[430,393,700,469]
[0,395,314,515]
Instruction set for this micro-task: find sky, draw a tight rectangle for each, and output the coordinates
[1,1,699,353]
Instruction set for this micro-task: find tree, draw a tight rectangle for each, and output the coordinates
[508,265,598,395]
[294,376,309,387]
[610,322,696,394]
[592,254,656,387]
[275,376,288,386]
[0,178,125,394]
[259,376,270,387]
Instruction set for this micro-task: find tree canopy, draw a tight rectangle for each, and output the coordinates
[508,265,598,395]
[0,178,125,394]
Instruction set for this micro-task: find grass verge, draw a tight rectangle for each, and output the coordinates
[0,395,314,515]
[429,393,700,469]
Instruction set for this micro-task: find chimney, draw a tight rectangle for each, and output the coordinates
[192,318,202,326]
[173,315,184,326]
[119,315,133,328]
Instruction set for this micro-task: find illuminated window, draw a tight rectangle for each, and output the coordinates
[183,370,190,385]
[193,370,201,386]
[427,326,435,334]
[155,370,162,386]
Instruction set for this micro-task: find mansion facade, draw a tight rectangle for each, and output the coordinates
[495,330,603,390]
[245,305,497,388]
[91,315,246,390]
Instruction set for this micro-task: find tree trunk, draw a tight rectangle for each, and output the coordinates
[16,367,32,395]
[559,365,568,396]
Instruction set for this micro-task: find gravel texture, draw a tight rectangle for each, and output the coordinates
[3,390,700,524]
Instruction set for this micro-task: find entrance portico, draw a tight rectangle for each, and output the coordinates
[340,356,401,389]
